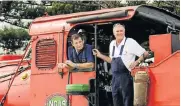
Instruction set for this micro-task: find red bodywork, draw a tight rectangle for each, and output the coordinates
[0,57,30,106]
[0,5,179,106]
[0,55,22,61]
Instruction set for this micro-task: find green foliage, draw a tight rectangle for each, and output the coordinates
[126,1,147,6]
[24,6,46,19]
[151,1,180,15]
[0,27,30,53]
[46,2,99,15]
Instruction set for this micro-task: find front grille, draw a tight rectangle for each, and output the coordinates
[36,39,57,70]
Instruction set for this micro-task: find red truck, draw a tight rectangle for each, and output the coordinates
[0,5,180,106]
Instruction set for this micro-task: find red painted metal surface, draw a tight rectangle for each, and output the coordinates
[0,55,22,61]
[149,34,172,64]
[29,6,136,36]
[148,34,180,106]
[0,62,30,106]
[132,34,180,106]
[132,51,180,106]
[148,51,180,106]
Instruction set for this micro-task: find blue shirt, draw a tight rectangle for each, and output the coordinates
[68,44,94,63]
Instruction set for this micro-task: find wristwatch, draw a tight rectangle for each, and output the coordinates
[74,63,78,69]
[138,60,141,64]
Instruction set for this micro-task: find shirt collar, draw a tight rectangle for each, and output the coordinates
[114,36,126,47]
[74,45,85,54]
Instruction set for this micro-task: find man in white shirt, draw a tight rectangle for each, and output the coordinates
[93,23,149,106]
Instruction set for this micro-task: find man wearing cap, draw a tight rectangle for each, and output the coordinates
[58,33,94,71]
[93,23,149,106]
[78,29,87,43]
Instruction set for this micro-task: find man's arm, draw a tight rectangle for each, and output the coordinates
[135,51,149,64]
[129,39,150,69]
[92,49,112,63]
[65,60,94,69]
[65,45,95,71]
[76,62,94,69]
[129,51,149,69]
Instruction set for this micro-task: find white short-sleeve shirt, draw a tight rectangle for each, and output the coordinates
[109,37,146,71]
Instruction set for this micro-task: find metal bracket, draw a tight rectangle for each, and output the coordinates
[0,103,3,106]
[58,71,64,79]
[84,95,95,106]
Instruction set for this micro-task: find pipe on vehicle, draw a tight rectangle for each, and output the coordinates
[66,10,128,24]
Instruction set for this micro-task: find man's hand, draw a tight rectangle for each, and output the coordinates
[92,49,101,57]
[92,49,112,63]
[57,63,68,69]
[129,61,139,69]
[65,60,76,68]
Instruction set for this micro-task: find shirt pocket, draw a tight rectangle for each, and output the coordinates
[122,50,128,55]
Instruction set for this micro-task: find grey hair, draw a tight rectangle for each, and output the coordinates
[71,33,83,42]
[113,23,125,30]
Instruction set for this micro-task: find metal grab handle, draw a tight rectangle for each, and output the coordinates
[58,71,64,78]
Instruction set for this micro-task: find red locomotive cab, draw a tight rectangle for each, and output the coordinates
[0,5,179,106]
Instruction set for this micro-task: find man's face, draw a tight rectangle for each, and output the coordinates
[113,25,125,41]
[72,37,84,51]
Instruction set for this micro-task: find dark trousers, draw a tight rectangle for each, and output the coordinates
[112,73,133,106]
[111,57,133,106]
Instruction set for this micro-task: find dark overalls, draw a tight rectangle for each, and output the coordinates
[111,38,133,106]
[72,46,87,63]
[68,44,94,72]
[68,44,94,65]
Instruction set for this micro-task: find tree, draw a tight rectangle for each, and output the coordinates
[91,1,126,8]
[0,27,30,53]
[152,1,180,16]
[1,1,179,28]
[46,1,99,15]
[0,1,100,28]
[0,1,45,28]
